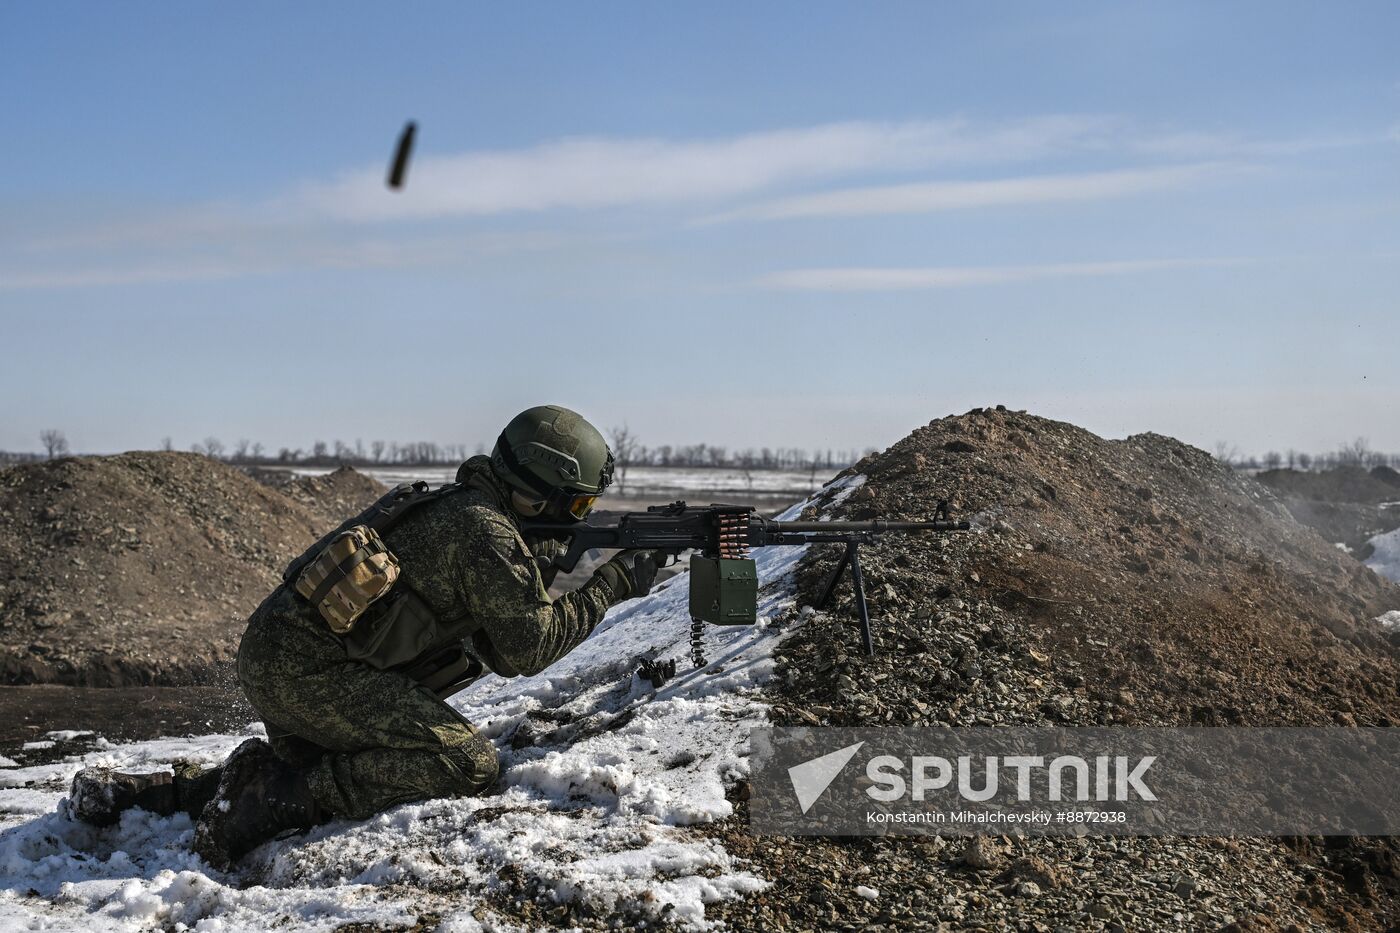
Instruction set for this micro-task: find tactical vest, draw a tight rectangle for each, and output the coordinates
[284,481,484,697]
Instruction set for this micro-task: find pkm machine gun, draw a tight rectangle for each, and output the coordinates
[522,500,969,668]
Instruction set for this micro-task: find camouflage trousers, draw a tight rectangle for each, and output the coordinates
[235,603,499,820]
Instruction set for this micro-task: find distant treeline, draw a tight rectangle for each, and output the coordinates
[7,428,1396,474]
[2,431,865,472]
[203,438,866,472]
[1215,438,1400,471]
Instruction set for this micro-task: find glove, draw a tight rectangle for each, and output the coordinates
[595,549,662,601]
[523,534,567,589]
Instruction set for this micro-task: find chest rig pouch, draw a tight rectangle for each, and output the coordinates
[285,480,460,634]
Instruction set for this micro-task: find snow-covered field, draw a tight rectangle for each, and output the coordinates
[0,477,864,932]
[292,465,819,498]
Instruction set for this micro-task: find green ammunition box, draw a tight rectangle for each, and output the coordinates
[688,556,758,625]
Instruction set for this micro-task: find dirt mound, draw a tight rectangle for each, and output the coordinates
[783,407,1399,728]
[0,453,385,686]
[1257,466,1400,505]
[712,408,1400,931]
[280,467,391,526]
[1256,466,1400,555]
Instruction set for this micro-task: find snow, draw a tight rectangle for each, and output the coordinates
[855,885,880,900]
[0,474,866,931]
[0,757,17,769]
[1364,527,1400,583]
[821,473,866,513]
[44,731,96,742]
[1375,611,1400,633]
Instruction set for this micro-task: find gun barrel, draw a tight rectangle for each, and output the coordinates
[770,519,969,533]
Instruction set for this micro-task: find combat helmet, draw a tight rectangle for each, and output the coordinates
[491,405,614,521]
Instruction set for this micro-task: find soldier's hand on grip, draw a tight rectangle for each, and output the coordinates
[596,549,662,601]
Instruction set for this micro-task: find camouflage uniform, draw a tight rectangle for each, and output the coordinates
[233,457,627,819]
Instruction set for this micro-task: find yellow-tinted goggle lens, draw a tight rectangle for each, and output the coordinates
[568,494,599,519]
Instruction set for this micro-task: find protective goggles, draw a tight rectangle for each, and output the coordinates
[545,487,600,521]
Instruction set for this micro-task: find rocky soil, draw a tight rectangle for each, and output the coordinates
[0,454,384,686]
[702,407,1400,931]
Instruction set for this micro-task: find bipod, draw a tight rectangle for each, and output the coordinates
[815,539,875,656]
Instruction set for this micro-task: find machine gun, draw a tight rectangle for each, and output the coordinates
[521,500,969,671]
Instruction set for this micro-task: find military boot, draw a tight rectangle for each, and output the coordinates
[69,767,176,826]
[193,738,323,869]
[70,758,225,827]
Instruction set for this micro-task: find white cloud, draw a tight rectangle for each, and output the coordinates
[1,116,1350,290]
[759,258,1246,292]
[293,116,1122,221]
[722,163,1234,221]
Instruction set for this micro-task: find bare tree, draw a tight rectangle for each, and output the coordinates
[39,429,69,459]
[195,437,225,459]
[1212,441,1239,466]
[252,442,264,460]
[1262,451,1282,470]
[233,438,252,460]
[608,425,640,495]
[1337,437,1372,467]
[160,436,174,452]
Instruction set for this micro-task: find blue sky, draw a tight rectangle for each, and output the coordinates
[2,2,1397,458]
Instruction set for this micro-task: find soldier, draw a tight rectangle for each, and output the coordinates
[70,405,660,867]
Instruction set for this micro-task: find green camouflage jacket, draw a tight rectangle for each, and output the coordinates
[245,456,623,680]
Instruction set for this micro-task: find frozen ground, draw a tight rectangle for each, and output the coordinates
[0,477,863,932]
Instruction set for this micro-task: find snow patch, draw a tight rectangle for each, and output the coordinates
[816,472,866,515]
[1365,527,1400,583]
[1375,611,1400,633]
[0,757,17,769]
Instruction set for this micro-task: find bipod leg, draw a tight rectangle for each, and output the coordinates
[847,542,874,656]
[816,545,853,609]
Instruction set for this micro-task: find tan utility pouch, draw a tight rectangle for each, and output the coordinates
[293,525,400,633]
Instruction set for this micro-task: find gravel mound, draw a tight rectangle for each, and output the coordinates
[705,407,1400,931]
[0,453,385,686]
